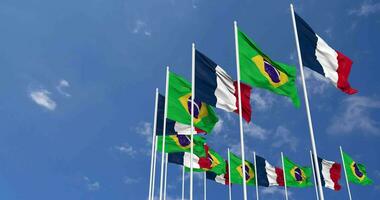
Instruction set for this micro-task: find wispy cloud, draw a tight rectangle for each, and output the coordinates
[328,96,380,135]
[136,122,153,143]
[271,126,298,152]
[244,123,269,140]
[132,20,151,36]
[56,79,71,97]
[29,89,57,111]
[113,143,137,157]
[251,91,275,111]
[349,1,380,16]
[261,187,293,197]
[83,176,100,191]
[124,176,140,184]
[213,118,224,134]
[300,67,331,95]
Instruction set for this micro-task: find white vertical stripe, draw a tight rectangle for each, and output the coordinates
[174,122,198,135]
[215,66,237,112]
[184,152,200,169]
[321,159,336,190]
[265,161,279,186]
[315,35,339,87]
[214,174,226,185]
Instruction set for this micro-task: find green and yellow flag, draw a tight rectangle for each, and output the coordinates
[238,29,300,107]
[157,135,206,157]
[283,156,312,187]
[342,151,373,185]
[167,72,219,133]
[229,152,255,185]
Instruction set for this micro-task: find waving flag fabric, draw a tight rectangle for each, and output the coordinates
[206,162,230,185]
[283,156,312,187]
[195,50,252,122]
[185,145,226,175]
[168,151,209,170]
[342,151,373,185]
[255,155,284,187]
[156,94,204,135]
[156,135,206,156]
[294,12,357,94]
[229,152,255,185]
[238,29,300,107]
[316,157,342,191]
[167,72,219,133]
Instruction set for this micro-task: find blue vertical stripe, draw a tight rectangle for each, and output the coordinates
[168,152,185,165]
[156,94,177,136]
[295,12,325,76]
[317,157,326,187]
[195,50,218,107]
[256,155,270,187]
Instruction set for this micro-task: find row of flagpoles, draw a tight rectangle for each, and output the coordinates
[146,4,370,200]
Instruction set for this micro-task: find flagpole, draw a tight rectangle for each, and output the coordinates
[182,165,185,200]
[253,152,259,200]
[228,148,232,200]
[281,152,289,200]
[289,4,325,200]
[309,150,320,200]
[151,135,158,200]
[148,88,159,200]
[340,146,353,200]
[204,171,207,200]
[234,20,248,200]
[190,42,195,200]
[159,66,170,200]
[163,153,168,200]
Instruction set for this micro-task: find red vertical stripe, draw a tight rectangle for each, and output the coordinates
[275,168,285,186]
[336,51,358,95]
[330,163,342,191]
[233,81,252,122]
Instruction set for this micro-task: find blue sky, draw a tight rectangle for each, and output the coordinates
[0,0,379,199]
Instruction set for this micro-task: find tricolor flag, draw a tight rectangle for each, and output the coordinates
[185,145,226,175]
[316,157,342,191]
[206,162,230,185]
[168,151,210,170]
[195,50,252,122]
[255,155,284,187]
[294,12,357,94]
[156,94,204,135]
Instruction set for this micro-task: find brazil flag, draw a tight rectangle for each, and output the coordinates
[342,151,373,185]
[283,156,312,187]
[167,72,219,133]
[186,147,226,175]
[157,135,206,157]
[229,152,255,185]
[238,29,300,107]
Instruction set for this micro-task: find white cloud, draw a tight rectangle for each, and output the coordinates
[349,1,380,16]
[261,187,292,197]
[124,176,140,184]
[213,119,223,134]
[83,176,100,191]
[56,79,71,97]
[114,143,137,157]
[251,91,274,111]
[29,89,57,111]
[301,67,331,95]
[244,123,269,140]
[271,126,298,152]
[132,20,151,36]
[136,122,153,143]
[328,96,380,135]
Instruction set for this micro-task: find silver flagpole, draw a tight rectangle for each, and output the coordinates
[253,152,259,200]
[190,42,195,200]
[182,165,185,200]
[151,135,158,200]
[289,4,325,200]
[148,89,159,200]
[309,150,320,200]
[163,153,168,200]
[340,146,353,200]
[281,152,289,200]
[159,66,170,200]
[204,172,207,200]
[233,20,248,200]
[228,148,232,200]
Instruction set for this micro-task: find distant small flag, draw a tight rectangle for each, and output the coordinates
[342,151,373,185]
[229,152,256,185]
[283,156,313,187]
[156,135,206,156]
[185,145,227,175]
[316,157,342,191]
[255,155,284,187]
[156,94,204,135]
[195,50,252,122]
[206,161,230,185]
[294,12,357,94]
[168,151,210,170]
